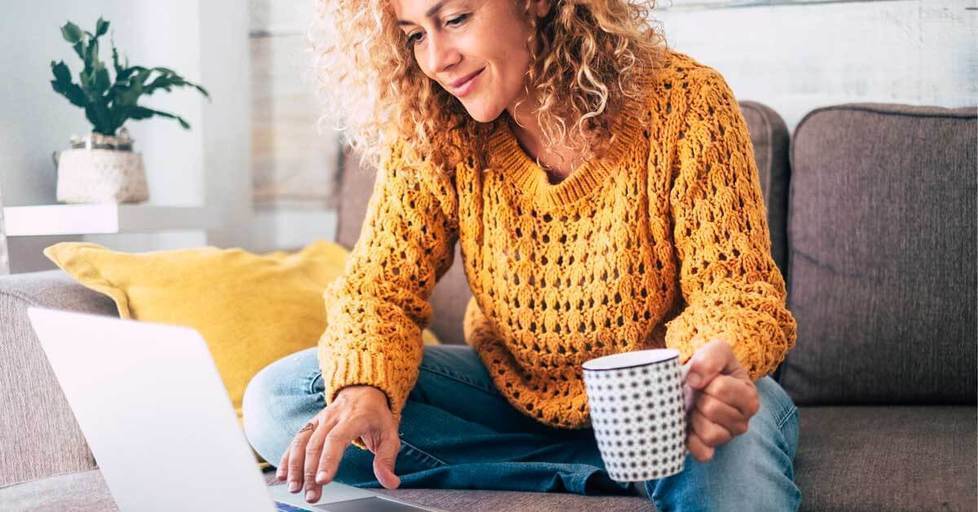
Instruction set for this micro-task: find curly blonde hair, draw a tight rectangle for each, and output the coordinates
[309,0,670,175]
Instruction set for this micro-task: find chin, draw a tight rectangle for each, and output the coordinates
[460,100,504,124]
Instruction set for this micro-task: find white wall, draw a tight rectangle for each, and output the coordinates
[199,0,255,251]
[244,0,976,254]
[2,0,973,271]
[0,0,252,272]
[655,0,977,133]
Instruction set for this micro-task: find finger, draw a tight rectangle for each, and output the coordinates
[287,420,318,493]
[303,417,337,502]
[695,391,749,435]
[682,381,697,416]
[316,424,358,487]
[372,429,401,489]
[685,339,743,390]
[686,429,715,462]
[701,375,759,418]
[690,407,734,448]
[276,447,290,481]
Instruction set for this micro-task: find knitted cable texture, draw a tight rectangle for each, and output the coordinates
[318,49,797,444]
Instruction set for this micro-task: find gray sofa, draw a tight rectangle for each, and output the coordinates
[1,101,975,512]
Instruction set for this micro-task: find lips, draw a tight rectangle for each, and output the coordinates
[448,67,485,96]
[450,68,484,88]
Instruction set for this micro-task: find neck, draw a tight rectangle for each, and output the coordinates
[505,100,584,180]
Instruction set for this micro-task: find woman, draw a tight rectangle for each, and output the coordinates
[243,0,802,509]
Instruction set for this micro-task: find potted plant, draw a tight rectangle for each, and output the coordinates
[50,17,210,204]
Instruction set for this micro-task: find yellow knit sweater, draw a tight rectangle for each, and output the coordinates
[319,49,797,436]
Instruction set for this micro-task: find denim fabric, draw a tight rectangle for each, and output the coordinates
[243,345,801,511]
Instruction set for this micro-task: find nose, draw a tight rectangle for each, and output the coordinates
[423,32,460,80]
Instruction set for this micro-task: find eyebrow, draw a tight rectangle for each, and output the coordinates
[397,0,451,26]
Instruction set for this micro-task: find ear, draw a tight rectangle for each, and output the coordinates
[529,0,551,18]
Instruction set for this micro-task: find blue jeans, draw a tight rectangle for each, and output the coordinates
[243,345,801,511]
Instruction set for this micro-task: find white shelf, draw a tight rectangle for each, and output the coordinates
[2,204,218,237]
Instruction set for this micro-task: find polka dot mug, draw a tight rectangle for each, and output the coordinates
[582,348,691,482]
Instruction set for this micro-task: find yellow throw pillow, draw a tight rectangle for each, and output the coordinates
[42,240,442,424]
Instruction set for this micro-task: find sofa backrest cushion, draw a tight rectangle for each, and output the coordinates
[336,147,471,345]
[780,103,977,405]
[740,101,792,284]
[0,270,117,486]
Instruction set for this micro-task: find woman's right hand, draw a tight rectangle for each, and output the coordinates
[276,384,402,503]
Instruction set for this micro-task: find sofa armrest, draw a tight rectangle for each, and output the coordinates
[0,270,118,488]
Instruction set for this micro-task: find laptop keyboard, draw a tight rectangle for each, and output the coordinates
[275,501,313,511]
[275,497,432,511]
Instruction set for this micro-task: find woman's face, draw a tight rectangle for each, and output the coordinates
[391,0,548,123]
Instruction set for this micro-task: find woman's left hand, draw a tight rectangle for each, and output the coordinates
[680,339,760,462]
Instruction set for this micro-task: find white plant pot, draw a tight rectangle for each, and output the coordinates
[55,146,150,204]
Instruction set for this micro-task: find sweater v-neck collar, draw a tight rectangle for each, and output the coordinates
[488,98,646,208]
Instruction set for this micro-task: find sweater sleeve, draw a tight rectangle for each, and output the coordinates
[663,69,797,381]
[318,141,459,444]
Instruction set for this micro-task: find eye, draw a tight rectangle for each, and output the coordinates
[405,14,469,48]
[446,14,468,26]
[406,32,424,47]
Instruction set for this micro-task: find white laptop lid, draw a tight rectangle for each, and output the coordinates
[27,306,276,512]
[27,307,444,512]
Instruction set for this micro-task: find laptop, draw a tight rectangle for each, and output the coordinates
[27,306,446,512]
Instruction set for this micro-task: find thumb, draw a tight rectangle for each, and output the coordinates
[373,430,401,489]
[684,338,735,390]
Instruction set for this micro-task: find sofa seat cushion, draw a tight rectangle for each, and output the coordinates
[795,405,977,511]
[0,469,118,512]
[0,468,652,512]
[7,407,975,511]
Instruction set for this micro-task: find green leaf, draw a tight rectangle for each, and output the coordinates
[141,70,210,100]
[134,67,153,85]
[79,67,93,92]
[50,61,88,108]
[95,17,109,37]
[111,46,124,76]
[61,22,83,44]
[84,37,99,73]
[115,65,136,83]
[151,66,177,75]
[125,105,192,129]
[85,95,115,134]
[84,104,111,134]
[143,74,177,95]
[51,60,71,83]
[72,41,85,61]
[112,72,145,108]
[56,18,208,132]
[93,64,111,95]
[191,82,210,100]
